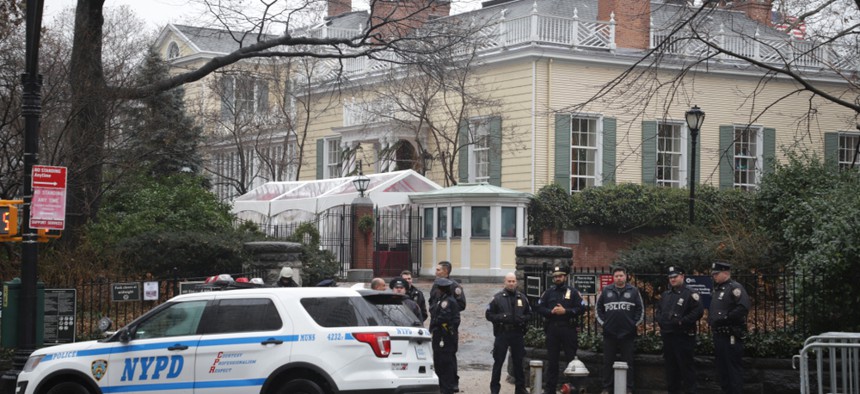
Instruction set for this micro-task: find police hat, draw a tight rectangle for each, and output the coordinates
[390,278,407,289]
[667,266,685,278]
[711,261,732,273]
[434,277,454,287]
[551,266,569,276]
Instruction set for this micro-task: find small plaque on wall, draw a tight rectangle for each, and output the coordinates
[563,230,580,244]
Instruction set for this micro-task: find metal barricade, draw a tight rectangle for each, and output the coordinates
[793,332,860,394]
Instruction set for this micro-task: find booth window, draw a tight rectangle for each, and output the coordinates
[502,207,516,237]
[437,207,448,238]
[423,208,434,238]
[472,207,490,237]
[451,207,462,237]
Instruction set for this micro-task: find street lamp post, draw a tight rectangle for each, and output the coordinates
[352,161,370,198]
[685,105,705,225]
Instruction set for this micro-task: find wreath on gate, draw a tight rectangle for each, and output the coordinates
[357,214,374,234]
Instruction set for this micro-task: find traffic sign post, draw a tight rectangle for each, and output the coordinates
[30,165,67,230]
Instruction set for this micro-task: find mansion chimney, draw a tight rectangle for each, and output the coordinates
[328,0,352,17]
[598,0,651,50]
[723,0,774,27]
[371,0,451,39]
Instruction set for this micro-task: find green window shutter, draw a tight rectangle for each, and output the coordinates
[488,116,502,186]
[641,121,657,185]
[316,139,324,179]
[763,127,776,175]
[824,132,839,169]
[554,114,571,192]
[719,125,735,189]
[220,76,234,120]
[602,117,617,185]
[458,121,469,183]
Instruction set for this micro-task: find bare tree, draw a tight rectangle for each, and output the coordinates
[60,0,478,238]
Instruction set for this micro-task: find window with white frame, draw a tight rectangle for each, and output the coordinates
[734,126,763,190]
[220,75,269,120]
[325,138,343,179]
[210,139,298,201]
[656,122,685,188]
[570,116,600,192]
[838,133,860,170]
[469,119,490,183]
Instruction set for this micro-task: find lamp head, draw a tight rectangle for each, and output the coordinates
[685,105,706,132]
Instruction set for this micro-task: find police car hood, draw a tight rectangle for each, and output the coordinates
[31,339,101,358]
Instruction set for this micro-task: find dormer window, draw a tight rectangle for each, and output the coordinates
[167,42,180,59]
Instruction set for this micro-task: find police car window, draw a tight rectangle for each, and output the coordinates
[362,294,421,327]
[301,297,361,327]
[134,300,207,339]
[204,298,282,334]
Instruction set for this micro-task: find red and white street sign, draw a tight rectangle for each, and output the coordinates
[30,165,67,230]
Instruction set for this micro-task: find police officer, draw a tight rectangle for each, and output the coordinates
[277,267,299,287]
[537,265,585,394]
[708,261,750,394]
[401,270,428,322]
[429,261,465,392]
[430,277,461,394]
[657,266,704,394]
[596,266,643,394]
[391,277,423,324]
[486,272,532,394]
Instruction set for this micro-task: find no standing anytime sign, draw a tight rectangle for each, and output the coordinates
[30,165,67,230]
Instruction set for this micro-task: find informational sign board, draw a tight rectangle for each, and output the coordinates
[44,289,76,344]
[686,276,714,309]
[143,281,159,301]
[598,274,614,292]
[572,274,597,295]
[30,165,67,230]
[525,276,542,298]
[179,281,211,294]
[111,282,141,302]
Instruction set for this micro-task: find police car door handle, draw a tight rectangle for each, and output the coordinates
[167,344,189,351]
[261,338,284,345]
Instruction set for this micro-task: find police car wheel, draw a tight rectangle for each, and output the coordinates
[278,378,325,394]
[46,382,90,394]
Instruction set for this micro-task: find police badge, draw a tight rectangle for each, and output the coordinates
[91,359,108,381]
[441,300,448,308]
[732,288,742,298]
[692,293,700,301]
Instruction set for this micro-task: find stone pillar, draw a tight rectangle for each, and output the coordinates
[514,245,574,290]
[352,198,374,272]
[243,241,304,286]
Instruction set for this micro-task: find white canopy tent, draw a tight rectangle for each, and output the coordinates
[232,170,443,225]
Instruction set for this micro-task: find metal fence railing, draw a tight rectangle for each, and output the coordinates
[523,264,810,336]
[794,332,860,394]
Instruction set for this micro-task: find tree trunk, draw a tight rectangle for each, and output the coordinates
[66,0,107,240]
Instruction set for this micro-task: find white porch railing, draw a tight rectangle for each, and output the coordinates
[495,6,615,50]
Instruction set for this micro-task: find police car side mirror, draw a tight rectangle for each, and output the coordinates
[118,328,131,343]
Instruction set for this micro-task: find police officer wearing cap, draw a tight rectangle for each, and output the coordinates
[657,266,704,394]
[709,261,750,394]
[486,272,532,394]
[537,265,585,394]
[430,277,461,394]
[391,278,423,324]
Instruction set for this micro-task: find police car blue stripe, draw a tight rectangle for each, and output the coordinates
[100,378,265,393]
[42,336,302,361]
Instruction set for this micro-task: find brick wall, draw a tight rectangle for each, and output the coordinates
[541,227,668,268]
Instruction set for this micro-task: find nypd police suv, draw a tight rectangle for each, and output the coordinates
[16,286,438,394]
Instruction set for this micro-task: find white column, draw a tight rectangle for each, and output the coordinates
[460,206,471,270]
[490,205,501,273]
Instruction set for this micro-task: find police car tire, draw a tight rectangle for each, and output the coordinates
[278,378,325,394]
[46,382,90,394]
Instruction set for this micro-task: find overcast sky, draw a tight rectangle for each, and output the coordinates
[44,0,483,30]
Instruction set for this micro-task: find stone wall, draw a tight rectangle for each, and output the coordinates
[521,348,799,394]
[243,241,304,286]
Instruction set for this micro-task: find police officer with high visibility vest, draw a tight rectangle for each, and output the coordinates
[537,265,585,394]
[430,277,461,394]
[657,266,704,394]
[709,261,750,394]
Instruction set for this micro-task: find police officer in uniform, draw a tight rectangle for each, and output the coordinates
[486,272,532,394]
[657,266,704,394]
[430,277,461,394]
[537,265,585,394]
[401,270,428,322]
[708,261,750,394]
[596,266,643,394]
[429,261,465,392]
[391,278,423,325]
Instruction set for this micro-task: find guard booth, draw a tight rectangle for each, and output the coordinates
[411,183,531,280]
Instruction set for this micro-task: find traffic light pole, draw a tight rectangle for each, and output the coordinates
[1,1,45,392]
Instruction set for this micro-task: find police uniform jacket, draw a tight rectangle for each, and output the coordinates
[708,279,750,331]
[430,294,461,334]
[536,284,585,327]
[430,280,466,311]
[657,285,704,335]
[406,285,428,322]
[485,289,533,334]
[596,284,644,339]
